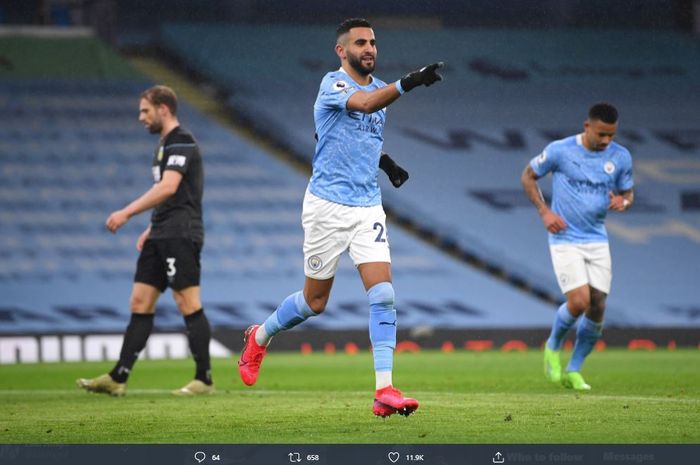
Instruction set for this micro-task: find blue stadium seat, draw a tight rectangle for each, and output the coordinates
[1,78,557,333]
[156,24,700,328]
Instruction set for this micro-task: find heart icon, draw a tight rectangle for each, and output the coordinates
[388,451,400,463]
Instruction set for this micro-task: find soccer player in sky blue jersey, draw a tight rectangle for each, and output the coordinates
[237,18,443,417]
[521,103,635,390]
[310,69,388,206]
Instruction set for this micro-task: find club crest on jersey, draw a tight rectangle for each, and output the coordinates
[307,255,323,271]
[157,146,164,162]
[332,80,349,93]
[604,161,615,174]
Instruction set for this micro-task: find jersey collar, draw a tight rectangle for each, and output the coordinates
[577,133,608,156]
[338,66,374,87]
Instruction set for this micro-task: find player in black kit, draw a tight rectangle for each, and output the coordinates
[78,85,213,396]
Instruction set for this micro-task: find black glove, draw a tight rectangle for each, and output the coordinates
[379,152,409,188]
[399,62,444,93]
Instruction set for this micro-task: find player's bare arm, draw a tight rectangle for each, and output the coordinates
[105,170,183,233]
[347,62,444,114]
[136,224,152,251]
[521,164,567,233]
[346,85,400,114]
[608,189,634,212]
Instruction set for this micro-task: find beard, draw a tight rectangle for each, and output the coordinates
[146,120,162,134]
[347,51,375,76]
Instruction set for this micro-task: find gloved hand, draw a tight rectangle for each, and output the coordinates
[379,152,409,188]
[399,62,444,92]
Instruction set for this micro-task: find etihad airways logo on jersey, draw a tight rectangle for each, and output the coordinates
[567,178,608,194]
[349,111,385,135]
[167,155,187,167]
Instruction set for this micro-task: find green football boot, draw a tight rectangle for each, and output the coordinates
[76,374,126,397]
[543,346,562,383]
[562,371,591,391]
[172,379,215,396]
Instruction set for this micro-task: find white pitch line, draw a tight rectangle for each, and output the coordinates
[0,389,173,395]
[456,391,700,404]
[0,389,697,404]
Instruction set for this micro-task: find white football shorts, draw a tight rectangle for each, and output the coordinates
[302,190,391,280]
[549,242,612,294]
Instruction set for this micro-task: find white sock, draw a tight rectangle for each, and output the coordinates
[375,371,392,390]
[255,324,271,346]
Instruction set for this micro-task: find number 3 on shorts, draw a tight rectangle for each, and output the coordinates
[373,222,387,243]
[166,257,177,277]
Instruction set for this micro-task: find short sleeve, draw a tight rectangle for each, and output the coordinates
[163,143,197,174]
[616,150,634,191]
[317,74,359,111]
[529,143,559,177]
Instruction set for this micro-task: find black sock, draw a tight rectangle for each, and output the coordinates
[185,308,212,385]
[110,313,154,383]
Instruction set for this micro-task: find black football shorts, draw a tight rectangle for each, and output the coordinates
[134,238,202,291]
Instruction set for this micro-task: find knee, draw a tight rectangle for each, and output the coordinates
[567,293,590,316]
[130,293,150,313]
[172,291,185,309]
[173,293,191,314]
[367,282,395,308]
[587,301,606,322]
[305,295,328,314]
[173,291,202,314]
[587,289,607,322]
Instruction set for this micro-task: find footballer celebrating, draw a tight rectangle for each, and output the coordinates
[237,18,443,417]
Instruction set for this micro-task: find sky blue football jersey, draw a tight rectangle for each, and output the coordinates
[308,68,387,206]
[530,134,634,244]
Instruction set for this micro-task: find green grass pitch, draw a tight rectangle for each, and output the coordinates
[1,349,698,444]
